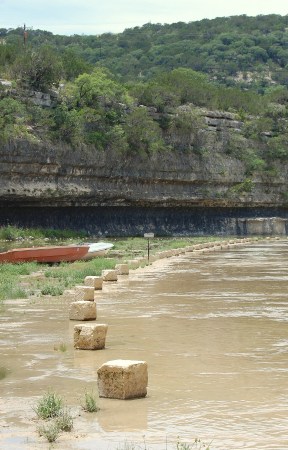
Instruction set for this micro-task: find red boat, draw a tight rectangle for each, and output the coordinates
[0,245,90,264]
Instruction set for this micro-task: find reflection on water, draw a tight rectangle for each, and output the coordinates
[0,240,288,449]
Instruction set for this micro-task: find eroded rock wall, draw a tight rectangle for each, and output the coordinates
[0,137,287,209]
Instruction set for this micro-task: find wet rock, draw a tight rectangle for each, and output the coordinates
[69,301,97,321]
[74,285,95,301]
[84,276,103,290]
[127,259,141,269]
[74,323,108,350]
[115,264,129,275]
[97,359,148,400]
[102,269,118,281]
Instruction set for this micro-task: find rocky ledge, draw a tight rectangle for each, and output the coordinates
[0,136,287,209]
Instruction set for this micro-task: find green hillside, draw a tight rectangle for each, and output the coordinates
[1,15,288,179]
[1,14,288,89]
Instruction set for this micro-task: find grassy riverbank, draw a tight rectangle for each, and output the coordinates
[0,226,234,301]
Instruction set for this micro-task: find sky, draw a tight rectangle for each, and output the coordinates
[1,0,288,35]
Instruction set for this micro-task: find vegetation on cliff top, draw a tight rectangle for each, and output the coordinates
[1,15,288,180]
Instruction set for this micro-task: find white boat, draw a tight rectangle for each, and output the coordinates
[80,242,114,260]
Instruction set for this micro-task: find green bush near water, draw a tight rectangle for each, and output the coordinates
[34,392,74,443]
[44,257,116,280]
[81,391,100,413]
[40,283,65,296]
[0,261,38,301]
[33,391,63,420]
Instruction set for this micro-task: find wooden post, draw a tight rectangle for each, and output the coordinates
[144,233,155,262]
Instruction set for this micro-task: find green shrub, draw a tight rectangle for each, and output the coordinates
[54,342,67,352]
[33,391,63,420]
[37,422,60,443]
[41,284,64,296]
[231,178,254,194]
[56,408,73,432]
[82,391,99,412]
[0,225,22,241]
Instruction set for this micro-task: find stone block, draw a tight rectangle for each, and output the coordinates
[246,218,270,235]
[84,276,103,290]
[115,264,129,275]
[148,255,157,262]
[97,359,148,400]
[271,217,286,236]
[74,323,108,350]
[69,301,97,321]
[74,285,95,301]
[102,269,118,281]
[127,259,140,269]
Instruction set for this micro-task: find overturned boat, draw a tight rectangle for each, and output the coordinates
[0,244,90,264]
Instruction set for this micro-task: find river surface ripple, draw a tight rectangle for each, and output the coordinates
[0,240,288,449]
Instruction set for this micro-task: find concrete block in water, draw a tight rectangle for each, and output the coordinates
[74,285,95,301]
[127,259,141,269]
[69,301,97,321]
[102,269,118,281]
[84,276,103,290]
[115,264,129,275]
[97,359,148,399]
[74,323,108,350]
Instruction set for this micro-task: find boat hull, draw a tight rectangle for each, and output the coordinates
[0,245,89,264]
[80,242,114,260]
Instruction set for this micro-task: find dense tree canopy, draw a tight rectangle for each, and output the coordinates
[1,14,288,90]
[1,14,288,180]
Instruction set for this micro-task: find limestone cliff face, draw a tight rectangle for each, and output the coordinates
[0,108,287,209]
[1,79,287,211]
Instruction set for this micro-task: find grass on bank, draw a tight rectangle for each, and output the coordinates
[0,224,87,242]
[34,391,209,447]
[0,226,234,302]
[81,390,100,413]
[34,391,74,443]
[33,391,63,420]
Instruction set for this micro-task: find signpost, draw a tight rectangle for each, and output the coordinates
[144,233,155,262]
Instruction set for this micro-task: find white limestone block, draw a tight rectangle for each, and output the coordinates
[148,255,157,262]
[97,359,148,400]
[127,259,140,269]
[102,269,118,281]
[84,276,103,290]
[115,264,129,275]
[74,323,108,350]
[74,285,95,301]
[69,301,97,321]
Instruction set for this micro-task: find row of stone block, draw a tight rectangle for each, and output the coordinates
[74,323,148,399]
[70,239,256,399]
[74,238,264,401]
[73,323,148,400]
[73,266,147,400]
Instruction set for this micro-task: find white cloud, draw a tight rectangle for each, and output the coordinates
[1,0,287,35]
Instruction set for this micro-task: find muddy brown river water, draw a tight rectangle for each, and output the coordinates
[0,240,288,449]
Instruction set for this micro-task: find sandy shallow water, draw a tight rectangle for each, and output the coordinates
[0,240,288,449]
